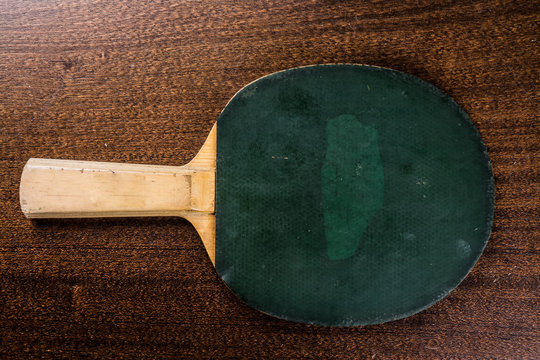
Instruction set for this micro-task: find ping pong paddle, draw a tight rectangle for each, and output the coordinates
[20,64,494,326]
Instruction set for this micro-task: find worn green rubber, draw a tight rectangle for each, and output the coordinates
[215,64,494,326]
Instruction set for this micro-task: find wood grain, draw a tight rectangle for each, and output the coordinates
[0,0,538,359]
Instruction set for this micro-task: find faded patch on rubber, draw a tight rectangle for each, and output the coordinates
[321,114,384,260]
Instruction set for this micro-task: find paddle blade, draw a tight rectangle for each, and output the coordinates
[215,65,494,326]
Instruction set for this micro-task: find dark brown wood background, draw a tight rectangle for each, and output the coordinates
[1,0,538,358]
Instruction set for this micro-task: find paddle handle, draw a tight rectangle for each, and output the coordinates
[19,158,215,219]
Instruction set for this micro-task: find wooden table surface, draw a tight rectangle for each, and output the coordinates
[1,1,538,358]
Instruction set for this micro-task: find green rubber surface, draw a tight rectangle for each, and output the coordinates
[215,65,494,326]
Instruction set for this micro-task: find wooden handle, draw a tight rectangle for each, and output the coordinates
[19,158,215,219]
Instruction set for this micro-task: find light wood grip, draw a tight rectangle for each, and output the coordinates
[19,158,215,219]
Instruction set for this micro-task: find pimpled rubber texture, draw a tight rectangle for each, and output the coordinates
[215,65,494,326]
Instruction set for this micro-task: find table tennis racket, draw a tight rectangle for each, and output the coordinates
[20,64,494,326]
